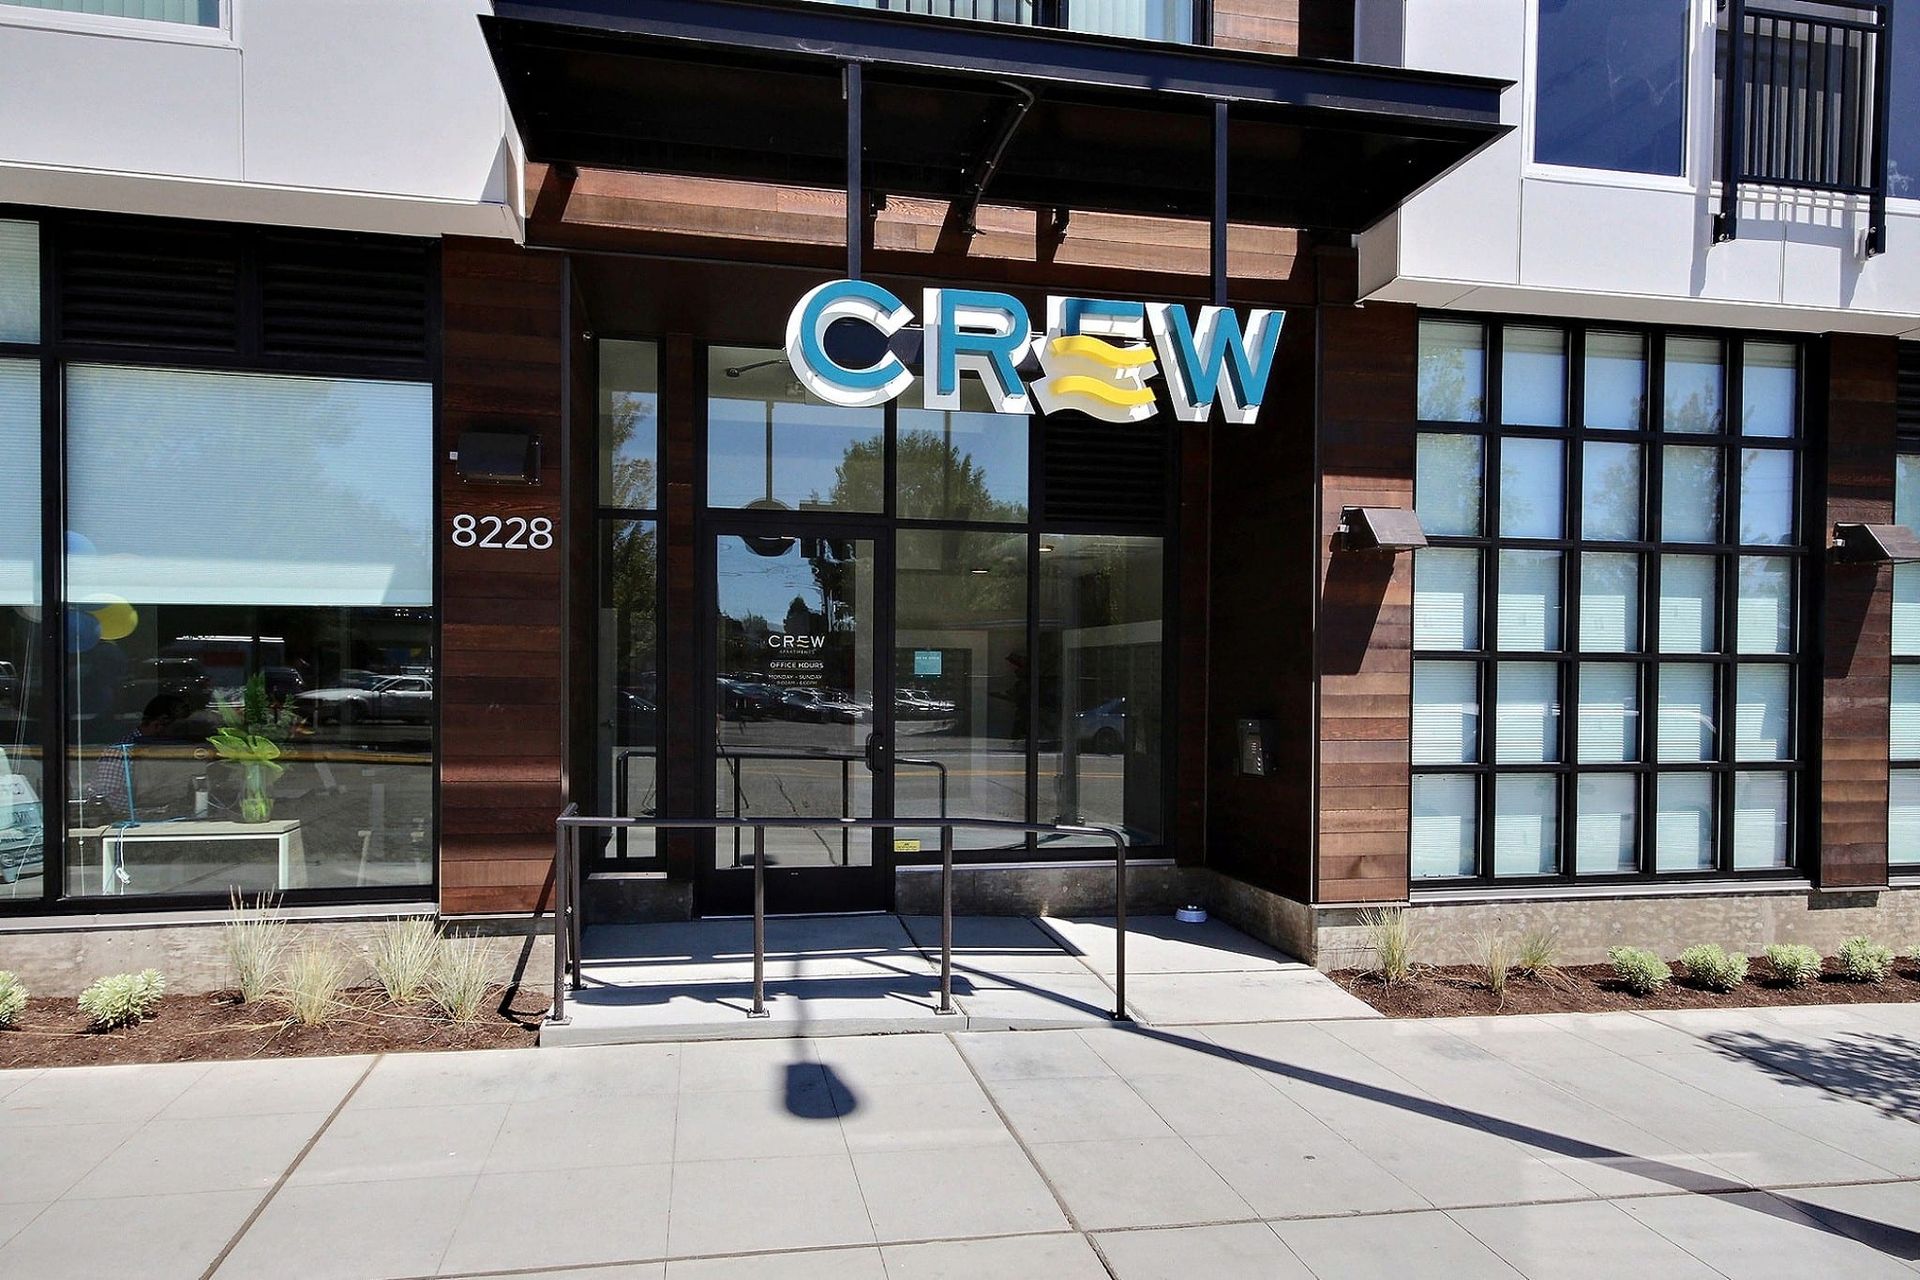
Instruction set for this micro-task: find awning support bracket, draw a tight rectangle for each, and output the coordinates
[958,80,1039,239]
[846,60,864,280]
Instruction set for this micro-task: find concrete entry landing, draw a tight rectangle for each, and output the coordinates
[541,913,1378,1046]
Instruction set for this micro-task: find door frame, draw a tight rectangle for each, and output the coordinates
[695,511,896,916]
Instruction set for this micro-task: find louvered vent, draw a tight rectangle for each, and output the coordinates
[58,221,240,351]
[260,233,430,363]
[1899,343,1920,440]
[1041,416,1171,527]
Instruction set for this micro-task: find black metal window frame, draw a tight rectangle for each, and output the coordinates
[1713,0,1895,255]
[588,329,1182,872]
[0,204,443,918]
[1892,342,1920,875]
[1411,313,1809,890]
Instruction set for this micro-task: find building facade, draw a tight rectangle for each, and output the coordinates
[0,0,1914,989]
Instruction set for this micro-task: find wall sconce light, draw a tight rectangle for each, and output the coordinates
[1338,506,1427,553]
[1831,522,1920,564]
[453,429,541,485]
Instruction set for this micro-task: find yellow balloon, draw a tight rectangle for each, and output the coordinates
[90,599,138,641]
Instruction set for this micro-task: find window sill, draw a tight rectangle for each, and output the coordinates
[1411,877,1814,907]
[0,8,234,49]
[0,900,434,933]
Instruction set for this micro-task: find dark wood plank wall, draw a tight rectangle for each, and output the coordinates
[1313,287,1416,905]
[1213,0,1353,58]
[1816,334,1899,888]
[439,238,569,915]
[1203,302,1319,899]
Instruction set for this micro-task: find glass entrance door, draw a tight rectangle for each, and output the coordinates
[703,526,888,914]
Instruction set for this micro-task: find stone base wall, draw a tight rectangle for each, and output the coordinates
[1197,874,1920,971]
[0,911,554,998]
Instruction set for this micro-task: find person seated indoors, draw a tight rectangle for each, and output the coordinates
[87,693,198,824]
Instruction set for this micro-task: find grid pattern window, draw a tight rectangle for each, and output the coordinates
[1,0,220,26]
[1894,344,1920,868]
[1412,318,1804,885]
[0,220,42,904]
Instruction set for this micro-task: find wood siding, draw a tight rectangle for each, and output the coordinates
[1212,0,1353,58]
[1816,334,1899,888]
[439,239,569,915]
[1312,292,1416,904]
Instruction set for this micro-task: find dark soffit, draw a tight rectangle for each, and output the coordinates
[482,0,1511,232]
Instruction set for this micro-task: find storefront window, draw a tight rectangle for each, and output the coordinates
[0,358,42,902]
[708,346,884,513]
[896,383,1028,523]
[1038,534,1163,845]
[895,529,1027,851]
[0,220,38,343]
[63,365,434,897]
[1412,319,1803,883]
[597,342,661,864]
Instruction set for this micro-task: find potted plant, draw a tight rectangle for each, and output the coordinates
[208,674,296,823]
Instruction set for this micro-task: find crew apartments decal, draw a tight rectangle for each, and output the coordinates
[787,281,1288,424]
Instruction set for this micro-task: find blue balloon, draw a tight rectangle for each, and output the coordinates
[66,608,102,654]
[64,531,96,558]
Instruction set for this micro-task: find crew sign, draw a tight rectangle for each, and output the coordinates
[786,281,1285,426]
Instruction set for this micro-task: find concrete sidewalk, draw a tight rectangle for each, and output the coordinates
[1,1003,1917,1278]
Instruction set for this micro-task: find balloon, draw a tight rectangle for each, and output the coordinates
[90,599,138,641]
[65,609,101,654]
[64,531,96,558]
[11,605,40,623]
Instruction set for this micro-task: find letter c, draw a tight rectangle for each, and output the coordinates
[784,280,915,408]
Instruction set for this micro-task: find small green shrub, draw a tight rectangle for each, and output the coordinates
[1514,927,1563,981]
[1678,943,1749,993]
[1359,907,1419,985]
[426,940,493,1025]
[0,970,26,1028]
[222,889,291,1004]
[367,917,440,1006]
[1763,943,1823,988]
[77,970,166,1030]
[1837,936,1894,983]
[1477,931,1511,1000]
[280,946,349,1027]
[1607,946,1671,997]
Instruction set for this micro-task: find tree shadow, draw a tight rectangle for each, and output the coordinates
[1117,1022,1920,1264]
[1701,1028,1920,1122]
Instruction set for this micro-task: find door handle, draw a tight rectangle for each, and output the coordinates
[863,731,887,773]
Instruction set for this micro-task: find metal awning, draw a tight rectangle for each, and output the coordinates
[481,0,1509,235]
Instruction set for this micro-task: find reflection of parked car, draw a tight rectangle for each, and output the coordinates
[295,675,433,726]
[780,688,867,723]
[128,658,215,705]
[719,679,785,722]
[0,660,19,708]
[616,690,657,745]
[895,687,956,718]
[0,759,43,885]
[1076,697,1126,754]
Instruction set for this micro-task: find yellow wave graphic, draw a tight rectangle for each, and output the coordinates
[1047,334,1156,368]
[1044,375,1156,409]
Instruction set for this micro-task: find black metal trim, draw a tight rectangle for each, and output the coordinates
[1410,312,1810,892]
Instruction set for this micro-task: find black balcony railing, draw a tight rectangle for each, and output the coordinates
[1715,0,1894,255]
[812,0,1207,44]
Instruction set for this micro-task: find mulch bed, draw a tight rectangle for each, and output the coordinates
[0,986,546,1069]
[1335,957,1920,1018]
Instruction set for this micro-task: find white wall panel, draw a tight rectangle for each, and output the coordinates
[239,0,510,206]
[0,22,241,179]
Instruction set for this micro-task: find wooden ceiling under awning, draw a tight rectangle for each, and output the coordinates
[481,0,1509,235]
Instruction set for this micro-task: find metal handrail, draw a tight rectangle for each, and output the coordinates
[549,807,1128,1027]
[612,746,950,865]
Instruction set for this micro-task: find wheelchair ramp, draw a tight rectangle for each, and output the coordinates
[540,913,1374,1046]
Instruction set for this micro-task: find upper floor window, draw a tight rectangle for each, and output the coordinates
[805,0,1202,43]
[1535,0,1691,176]
[1,0,221,27]
[1892,0,1918,200]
